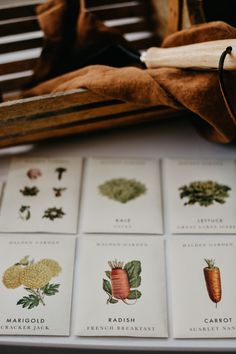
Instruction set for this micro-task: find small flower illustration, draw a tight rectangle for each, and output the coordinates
[26,168,42,180]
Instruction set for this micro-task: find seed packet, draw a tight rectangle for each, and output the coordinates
[170,236,236,338]
[75,235,168,337]
[81,158,163,234]
[0,235,75,336]
[163,159,236,234]
[0,157,82,233]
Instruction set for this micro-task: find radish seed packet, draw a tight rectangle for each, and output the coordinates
[75,235,168,337]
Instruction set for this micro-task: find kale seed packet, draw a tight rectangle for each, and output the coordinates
[75,235,168,337]
[170,236,236,338]
[0,235,75,336]
[0,157,83,234]
[163,159,236,234]
[81,158,163,234]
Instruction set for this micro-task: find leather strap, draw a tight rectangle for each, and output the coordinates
[219,47,236,125]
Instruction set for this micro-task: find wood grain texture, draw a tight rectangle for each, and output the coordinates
[0,0,181,148]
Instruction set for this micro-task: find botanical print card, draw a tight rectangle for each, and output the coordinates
[81,158,163,234]
[163,159,236,234]
[75,235,168,337]
[0,157,82,233]
[0,235,75,335]
[170,236,236,338]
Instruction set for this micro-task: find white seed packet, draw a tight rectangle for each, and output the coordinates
[75,235,168,337]
[170,236,236,338]
[163,159,236,234]
[0,157,83,234]
[0,235,76,336]
[81,158,163,234]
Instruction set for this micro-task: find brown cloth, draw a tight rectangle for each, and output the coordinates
[25,0,140,88]
[22,2,236,143]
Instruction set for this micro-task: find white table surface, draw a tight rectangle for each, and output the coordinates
[0,117,235,352]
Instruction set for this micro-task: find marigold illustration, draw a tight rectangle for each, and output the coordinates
[37,259,62,277]
[2,265,22,289]
[2,256,61,309]
[20,263,53,289]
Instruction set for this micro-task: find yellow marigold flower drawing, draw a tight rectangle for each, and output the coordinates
[20,263,53,289]
[37,259,62,277]
[2,265,22,289]
[2,256,61,309]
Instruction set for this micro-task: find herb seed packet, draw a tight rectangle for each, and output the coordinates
[81,158,163,234]
[0,235,75,336]
[163,159,236,234]
[170,236,236,338]
[0,157,83,234]
[75,235,168,337]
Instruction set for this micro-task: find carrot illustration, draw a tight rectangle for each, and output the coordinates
[108,260,130,300]
[203,259,222,308]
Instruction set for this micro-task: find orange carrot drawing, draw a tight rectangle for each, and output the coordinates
[203,259,222,308]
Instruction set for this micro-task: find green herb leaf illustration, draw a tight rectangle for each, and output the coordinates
[17,294,40,309]
[20,186,39,196]
[179,181,231,207]
[98,178,147,203]
[124,260,141,288]
[105,271,111,279]
[109,298,118,304]
[127,290,142,300]
[103,279,112,295]
[43,207,65,221]
[41,283,60,296]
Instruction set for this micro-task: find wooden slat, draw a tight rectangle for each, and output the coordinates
[111,19,148,35]
[0,101,150,135]
[0,76,31,92]
[86,0,139,8]
[0,37,42,55]
[0,4,37,21]
[0,107,189,148]
[91,3,147,21]
[0,90,111,121]
[0,58,37,76]
[131,35,157,50]
[0,18,39,37]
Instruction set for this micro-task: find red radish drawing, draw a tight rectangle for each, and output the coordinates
[103,259,142,305]
[109,261,130,300]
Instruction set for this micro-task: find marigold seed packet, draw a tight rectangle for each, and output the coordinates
[0,157,83,234]
[0,235,76,336]
[81,158,163,234]
[170,236,236,338]
[163,159,236,234]
[75,235,168,337]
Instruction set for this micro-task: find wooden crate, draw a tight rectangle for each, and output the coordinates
[0,0,188,148]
